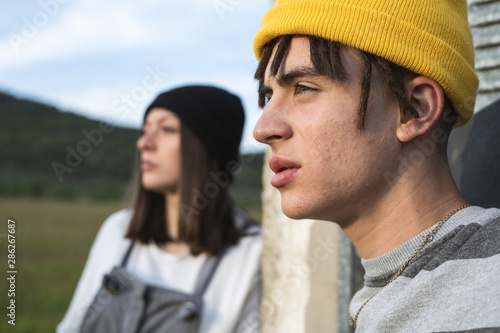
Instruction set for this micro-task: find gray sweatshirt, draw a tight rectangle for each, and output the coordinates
[350,206,500,332]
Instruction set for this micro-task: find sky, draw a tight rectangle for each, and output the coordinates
[0,0,270,154]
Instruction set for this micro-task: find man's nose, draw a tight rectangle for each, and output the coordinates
[253,98,293,145]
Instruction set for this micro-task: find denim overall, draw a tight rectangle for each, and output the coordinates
[80,242,224,333]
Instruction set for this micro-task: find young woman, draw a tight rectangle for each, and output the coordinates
[57,85,262,333]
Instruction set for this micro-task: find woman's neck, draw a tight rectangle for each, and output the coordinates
[163,193,190,253]
[165,192,180,239]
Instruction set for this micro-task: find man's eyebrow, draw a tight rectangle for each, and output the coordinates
[261,85,273,96]
[274,66,321,87]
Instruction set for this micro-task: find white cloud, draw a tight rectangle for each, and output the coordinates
[0,0,211,70]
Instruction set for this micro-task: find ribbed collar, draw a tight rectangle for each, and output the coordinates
[361,206,485,278]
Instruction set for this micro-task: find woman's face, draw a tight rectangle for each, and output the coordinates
[137,107,181,194]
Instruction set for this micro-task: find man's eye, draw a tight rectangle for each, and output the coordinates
[295,84,314,94]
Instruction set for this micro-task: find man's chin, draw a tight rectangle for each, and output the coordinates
[281,201,312,221]
[281,199,335,222]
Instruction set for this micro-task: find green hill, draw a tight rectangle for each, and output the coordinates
[0,91,263,212]
[0,91,140,200]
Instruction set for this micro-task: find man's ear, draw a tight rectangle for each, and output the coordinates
[397,76,444,143]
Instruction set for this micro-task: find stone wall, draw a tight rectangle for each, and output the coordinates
[469,0,500,111]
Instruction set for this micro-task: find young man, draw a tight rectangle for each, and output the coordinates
[252,0,500,331]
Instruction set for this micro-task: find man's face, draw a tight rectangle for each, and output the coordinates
[253,37,401,224]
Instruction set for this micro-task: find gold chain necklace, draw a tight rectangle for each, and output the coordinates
[348,204,471,327]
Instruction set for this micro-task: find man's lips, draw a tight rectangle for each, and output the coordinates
[269,156,301,187]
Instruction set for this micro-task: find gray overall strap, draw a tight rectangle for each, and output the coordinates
[193,247,227,296]
[120,241,135,267]
[120,240,225,298]
[120,241,225,292]
[168,247,227,323]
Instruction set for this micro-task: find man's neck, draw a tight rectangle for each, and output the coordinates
[342,160,467,259]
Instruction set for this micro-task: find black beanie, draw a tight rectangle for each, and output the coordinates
[144,85,245,178]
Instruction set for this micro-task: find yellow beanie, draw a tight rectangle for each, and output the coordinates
[254,0,479,127]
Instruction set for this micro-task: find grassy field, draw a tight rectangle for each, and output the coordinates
[0,197,128,332]
[0,196,261,332]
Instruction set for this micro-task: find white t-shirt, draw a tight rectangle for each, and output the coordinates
[57,209,262,333]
